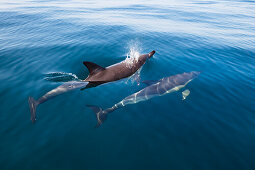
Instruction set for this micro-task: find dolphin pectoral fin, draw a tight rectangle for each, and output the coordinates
[28,97,38,123]
[83,61,105,75]
[86,105,107,128]
[182,89,190,100]
[142,80,158,86]
[132,71,141,86]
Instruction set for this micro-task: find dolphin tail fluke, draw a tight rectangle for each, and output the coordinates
[86,105,107,128]
[28,97,38,123]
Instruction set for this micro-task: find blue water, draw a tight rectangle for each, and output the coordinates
[1,0,255,169]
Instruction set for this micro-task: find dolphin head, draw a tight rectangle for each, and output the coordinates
[191,71,201,78]
[148,50,155,58]
[138,50,156,64]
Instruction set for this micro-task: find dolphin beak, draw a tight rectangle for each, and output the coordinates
[148,50,155,58]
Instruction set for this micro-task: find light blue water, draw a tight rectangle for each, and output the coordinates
[0,0,255,169]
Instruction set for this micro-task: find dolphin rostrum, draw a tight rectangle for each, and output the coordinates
[28,50,155,123]
[87,71,200,127]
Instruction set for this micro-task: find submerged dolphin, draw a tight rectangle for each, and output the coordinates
[28,50,155,123]
[87,71,200,127]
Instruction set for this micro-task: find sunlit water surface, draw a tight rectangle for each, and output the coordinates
[0,0,255,169]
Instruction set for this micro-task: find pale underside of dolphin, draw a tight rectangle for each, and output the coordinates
[28,50,156,123]
[87,71,201,127]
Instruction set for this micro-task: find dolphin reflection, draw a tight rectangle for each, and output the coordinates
[87,71,201,127]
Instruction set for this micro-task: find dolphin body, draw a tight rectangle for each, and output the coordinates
[87,71,200,127]
[28,50,155,123]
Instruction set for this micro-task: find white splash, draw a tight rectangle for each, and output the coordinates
[124,41,143,85]
[124,41,142,68]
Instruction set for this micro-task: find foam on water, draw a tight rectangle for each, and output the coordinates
[44,72,80,82]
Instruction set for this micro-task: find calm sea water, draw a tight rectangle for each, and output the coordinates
[1,0,255,169]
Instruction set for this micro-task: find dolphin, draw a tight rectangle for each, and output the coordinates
[83,50,155,85]
[87,71,200,127]
[28,50,155,123]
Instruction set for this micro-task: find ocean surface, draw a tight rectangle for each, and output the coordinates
[0,0,255,169]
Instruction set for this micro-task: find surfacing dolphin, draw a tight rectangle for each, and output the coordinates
[28,50,155,123]
[87,71,200,127]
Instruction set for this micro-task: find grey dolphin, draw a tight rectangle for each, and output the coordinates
[87,71,200,127]
[83,50,155,84]
[28,50,155,123]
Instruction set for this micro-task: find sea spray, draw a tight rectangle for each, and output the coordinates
[124,41,143,85]
[124,40,142,68]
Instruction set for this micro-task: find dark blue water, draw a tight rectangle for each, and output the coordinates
[1,0,255,169]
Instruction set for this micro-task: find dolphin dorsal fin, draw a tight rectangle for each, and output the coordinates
[83,61,105,75]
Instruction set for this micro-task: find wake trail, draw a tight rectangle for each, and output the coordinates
[44,72,80,82]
